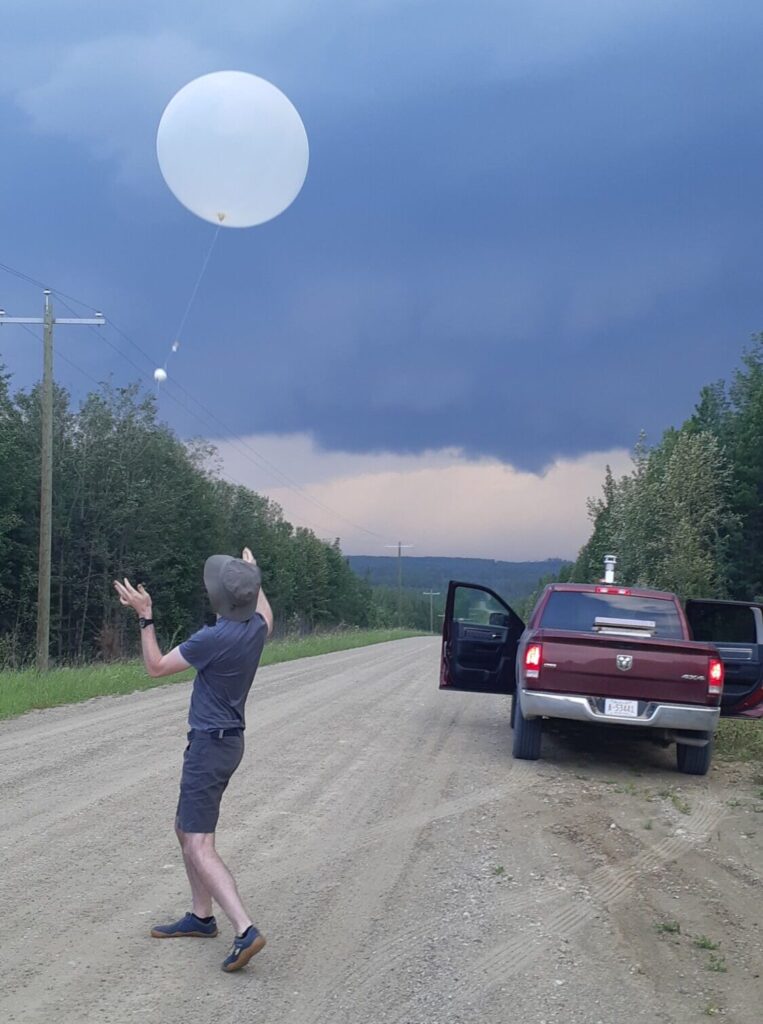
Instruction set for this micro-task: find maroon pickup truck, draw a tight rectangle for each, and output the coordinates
[440,579,763,775]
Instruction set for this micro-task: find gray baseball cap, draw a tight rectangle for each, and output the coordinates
[203,555,262,622]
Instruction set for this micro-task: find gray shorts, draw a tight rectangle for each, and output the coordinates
[176,729,245,834]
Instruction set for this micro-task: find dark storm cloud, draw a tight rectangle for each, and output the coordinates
[1,1,763,469]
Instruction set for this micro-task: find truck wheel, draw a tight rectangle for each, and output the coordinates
[512,697,542,760]
[676,735,713,776]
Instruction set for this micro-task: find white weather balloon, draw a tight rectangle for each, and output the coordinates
[154,368,168,383]
[156,71,309,228]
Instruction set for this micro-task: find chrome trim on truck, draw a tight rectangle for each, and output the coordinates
[520,690,720,734]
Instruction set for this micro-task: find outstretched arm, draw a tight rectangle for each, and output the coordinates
[256,587,274,638]
[242,548,274,637]
[113,578,192,678]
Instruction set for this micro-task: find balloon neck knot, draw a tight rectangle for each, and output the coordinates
[216,212,227,223]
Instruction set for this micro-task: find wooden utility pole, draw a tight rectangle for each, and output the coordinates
[0,292,104,670]
[423,590,440,634]
[37,294,54,672]
[385,541,413,626]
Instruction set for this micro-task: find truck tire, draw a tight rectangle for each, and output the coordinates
[512,696,542,760]
[676,735,713,776]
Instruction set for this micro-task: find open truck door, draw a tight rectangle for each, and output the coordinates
[440,581,524,694]
[685,599,763,718]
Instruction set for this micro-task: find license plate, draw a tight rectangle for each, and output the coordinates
[604,699,639,718]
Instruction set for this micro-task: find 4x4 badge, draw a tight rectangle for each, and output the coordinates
[616,654,633,672]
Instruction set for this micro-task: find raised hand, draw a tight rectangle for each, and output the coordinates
[113,578,153,617]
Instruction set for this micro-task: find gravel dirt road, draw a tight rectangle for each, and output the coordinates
[1,636,761,1023]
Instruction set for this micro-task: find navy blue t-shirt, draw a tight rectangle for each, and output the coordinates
[180,614,267,731]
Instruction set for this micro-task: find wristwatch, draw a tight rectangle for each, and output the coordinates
[138,617,155,630]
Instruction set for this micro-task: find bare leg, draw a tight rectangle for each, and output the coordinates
[180,830,252,935]
[175,820,213,919]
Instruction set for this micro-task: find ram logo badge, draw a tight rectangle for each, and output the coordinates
[616,654,633,672]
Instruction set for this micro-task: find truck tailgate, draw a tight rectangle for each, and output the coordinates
[533,629,717,705]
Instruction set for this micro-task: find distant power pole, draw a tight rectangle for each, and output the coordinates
[423,591,441,634]
[385,541,414,627]
[0,292,104,671]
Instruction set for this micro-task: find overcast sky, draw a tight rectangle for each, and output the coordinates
[1,2,762,558]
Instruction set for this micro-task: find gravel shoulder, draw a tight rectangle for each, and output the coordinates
[1,636,761,1024]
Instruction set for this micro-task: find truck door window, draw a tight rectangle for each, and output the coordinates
[453,588,509,627]
[688,604,756,644]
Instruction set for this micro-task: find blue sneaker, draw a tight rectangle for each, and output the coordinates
[151,912,218,938]
[221,925,266,972]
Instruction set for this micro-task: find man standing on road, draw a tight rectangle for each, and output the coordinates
[114,547,273,973]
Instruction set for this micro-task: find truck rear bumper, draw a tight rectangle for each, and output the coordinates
[521,690,720,734]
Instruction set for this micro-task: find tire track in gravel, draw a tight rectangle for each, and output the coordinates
[296,761,539,1024]
[385,791,727,1024]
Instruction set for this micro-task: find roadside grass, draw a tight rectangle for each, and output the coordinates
[0,628,424,720]
[693,935,721,951]
[715,719,763,764]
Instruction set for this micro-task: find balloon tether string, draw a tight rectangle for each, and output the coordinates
[166,223,222,366]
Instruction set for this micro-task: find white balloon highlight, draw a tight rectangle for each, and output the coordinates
[156,71,309,229]
[154,368,168,383]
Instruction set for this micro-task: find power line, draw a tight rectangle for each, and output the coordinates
[0,259,390,542]
[0,259,102,315]
[6,317,348,542]
[11,321,104,389]
[49,301,341,532]
[107,315,386,537]
[1,260,387,540]
[51,294,388,542]
[5,306,357,546]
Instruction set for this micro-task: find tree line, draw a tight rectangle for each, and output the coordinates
[0,370,432,667]
[522,336,763,613]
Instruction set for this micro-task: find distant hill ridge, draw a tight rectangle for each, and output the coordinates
[347,556,569,603]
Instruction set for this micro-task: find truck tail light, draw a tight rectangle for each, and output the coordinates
[525,643,542,680]
[708,657,724,696]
